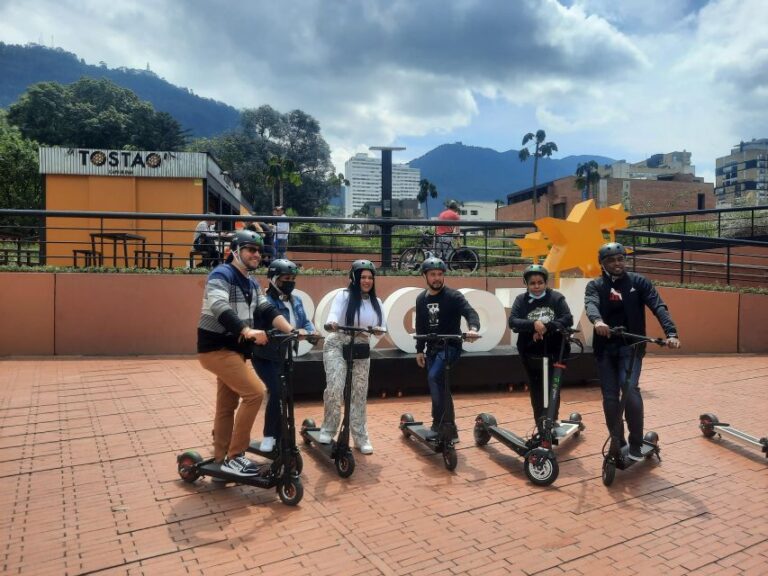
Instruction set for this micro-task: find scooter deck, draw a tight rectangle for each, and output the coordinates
[198,460,276,486]
[713,425,766,450]
[615,441,658,470]
[553,421,582,445]
[247,440,277,457]
[488,426,529,452]
[402,422,449,450]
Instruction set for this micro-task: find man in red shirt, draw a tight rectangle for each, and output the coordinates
[435,200,461,258]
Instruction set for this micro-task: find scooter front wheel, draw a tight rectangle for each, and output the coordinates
[602,459,616,486]
[524,451,559,486]
[443,447,458,471]
[335,452,356,478]
[277,477,304,506]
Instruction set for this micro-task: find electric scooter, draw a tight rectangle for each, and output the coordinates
[176,330,306,506]
[698,413,768,458]
[400,333,476,471]
[301,325,385,478]
[601,327,666,487]
[474,326,585,486]
[247,331,323,474]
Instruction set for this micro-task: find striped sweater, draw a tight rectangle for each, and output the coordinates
[197,263,279,354]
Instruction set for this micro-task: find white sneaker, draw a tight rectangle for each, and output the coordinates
[318,430,333,444]
[358,442,373,455]
[260,436,276,452]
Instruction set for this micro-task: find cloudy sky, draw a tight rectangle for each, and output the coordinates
[2,0,766,182]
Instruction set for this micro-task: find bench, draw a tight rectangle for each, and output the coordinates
[72,249,103,267]
[189,250,209,268]
[134,250,174,269]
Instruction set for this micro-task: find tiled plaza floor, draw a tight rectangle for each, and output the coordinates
[0,355,766,575]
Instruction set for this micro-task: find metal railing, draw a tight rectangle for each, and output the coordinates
[1,208,766,286]
[627,205,768,239]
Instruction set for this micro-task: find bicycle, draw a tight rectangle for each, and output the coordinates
[397,231,479,273]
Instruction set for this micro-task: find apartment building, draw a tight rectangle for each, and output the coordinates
[342,153,420,217]
[715,139,768,207]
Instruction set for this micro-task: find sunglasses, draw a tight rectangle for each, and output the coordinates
[241,246,261,254]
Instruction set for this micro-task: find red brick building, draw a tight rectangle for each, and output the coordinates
[498,174,715,221]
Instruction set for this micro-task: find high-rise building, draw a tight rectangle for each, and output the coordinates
[343,153,420,217]
[715,139,768,207]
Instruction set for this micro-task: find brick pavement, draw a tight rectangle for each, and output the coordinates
[0,355,766,575]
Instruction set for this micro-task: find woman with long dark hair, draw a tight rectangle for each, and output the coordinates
[319,260,386,454]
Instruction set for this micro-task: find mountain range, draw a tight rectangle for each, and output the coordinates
[2,43,615,213]
[408,143,614,216]
[0,42,239,137]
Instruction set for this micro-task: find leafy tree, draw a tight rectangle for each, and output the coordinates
[0,111,41,235]
[188,105,337,215]
[417,178,438,217]
[518,129,558,219]
[7,77,187,150]
[266,155,302,208]
[574,160,601,202]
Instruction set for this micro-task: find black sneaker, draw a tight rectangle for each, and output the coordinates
[222,454,260,475]
[627,444,644,462]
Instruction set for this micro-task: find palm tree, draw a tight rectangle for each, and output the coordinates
[518,130,558,219]
[574,160,601,203]
[417,178,438,217]
[265,155,302,208]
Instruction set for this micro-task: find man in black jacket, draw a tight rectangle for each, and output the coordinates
[415,257,480,439]
[585,242,681,461]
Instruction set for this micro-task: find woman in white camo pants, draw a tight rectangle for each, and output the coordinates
[320,260,386,455]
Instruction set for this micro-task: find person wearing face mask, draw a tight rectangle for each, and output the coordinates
[197,230,294,478]
[250,259,315,453]
[585,242,681,462]
[320,260,386,454]
[509,264,574,432]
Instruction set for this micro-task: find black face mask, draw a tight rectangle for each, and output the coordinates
[279,280,296,295]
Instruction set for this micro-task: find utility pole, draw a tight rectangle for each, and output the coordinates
[370,146,405,269]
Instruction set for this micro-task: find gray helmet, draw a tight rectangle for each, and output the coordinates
[230,229,263,251]
[598,242,626,262]
[267,258,298,279]
[421,257,447,274]
[349,259,376,280]
[523,264,548,283]
[447,200,459,210]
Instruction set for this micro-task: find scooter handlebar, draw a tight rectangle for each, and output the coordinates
[267,329,324,345]
[608,327,666,346]
[325,324,387,336]
[413,333,482,342]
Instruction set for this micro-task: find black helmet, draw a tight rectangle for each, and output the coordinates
[349,259,376,280]
[267,258,298,279]
[420,257,447,274]
[230,229,263,251]
[523,264,548,283]
[598,242,626,262]
[447,199,459,210]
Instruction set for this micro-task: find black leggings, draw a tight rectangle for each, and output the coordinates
[521,355,561,428]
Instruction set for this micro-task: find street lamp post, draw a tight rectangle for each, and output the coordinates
[370,146,405,269]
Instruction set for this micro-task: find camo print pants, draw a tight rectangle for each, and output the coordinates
[321,332,371,446]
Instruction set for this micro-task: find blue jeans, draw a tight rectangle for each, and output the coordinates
[252,357,281,440]
[275,238,287,259]
[426,347,461,425]
[596,344,644,448]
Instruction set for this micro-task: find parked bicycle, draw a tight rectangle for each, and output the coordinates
[397,231,480,273]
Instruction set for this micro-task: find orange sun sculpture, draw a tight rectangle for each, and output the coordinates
[514,200,630,280]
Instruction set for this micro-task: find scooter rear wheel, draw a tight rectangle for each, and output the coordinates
[177,451,203,484]
[277,477,304,506]
[400,413,415,437]
[524,451,559,486]
[602,459,616,486]
[443,447,458,471]
[301,418,315,445]
[335,452,356,478]
[699,414,719,438]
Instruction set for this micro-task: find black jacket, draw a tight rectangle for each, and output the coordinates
[415,287,480,354]
[585,271,677,354]
[509,288,573,358]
